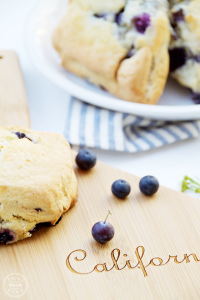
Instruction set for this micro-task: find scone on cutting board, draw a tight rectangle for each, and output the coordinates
[53,0,170,104]
[0,126,78,244]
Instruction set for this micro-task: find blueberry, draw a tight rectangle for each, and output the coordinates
[15,132,25,139]
[76,149,96,170]
[0,229,15,244]
[126,48,135,59]
[191,92,200,104]
[115,8,124,25]
[194,55,200,63]
[14,132,32,142]
[92,211,114,244]
[169,47,186,72]
[172,9,184,23]
[133,13,150,34]
[111,180,131,199]
[139,176,159,196]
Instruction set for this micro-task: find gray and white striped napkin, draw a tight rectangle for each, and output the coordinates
[64,97,200,153]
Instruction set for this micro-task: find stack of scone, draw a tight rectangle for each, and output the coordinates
[0,127,78,244]
[53,0,200,104]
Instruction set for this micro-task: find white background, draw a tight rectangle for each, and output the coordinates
[1,0,200,198]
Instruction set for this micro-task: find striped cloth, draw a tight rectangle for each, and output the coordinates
[64,97,200,153]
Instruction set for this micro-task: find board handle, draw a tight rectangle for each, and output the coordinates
[0,50,30,127]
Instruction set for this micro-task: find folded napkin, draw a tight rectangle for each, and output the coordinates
[64,97,200,153]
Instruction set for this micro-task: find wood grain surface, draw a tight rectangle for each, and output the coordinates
[0,51,200,300]
[1,162,200,300]
[0,50,30,127]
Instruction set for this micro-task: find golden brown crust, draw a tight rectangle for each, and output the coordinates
[53,2,127,80]
[0,126,78,244]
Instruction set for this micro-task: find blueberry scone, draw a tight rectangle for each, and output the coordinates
[169,0,200,103]
[0,126,78,244]
[53,0,170,104]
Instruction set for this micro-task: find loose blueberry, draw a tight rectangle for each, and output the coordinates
[111,179,131,199]
[0,229,15,244]
[92,211,114,244]
[76,149,96,170]
[139,176,159,196]
[169,47,186,72]
[133,13,150,34]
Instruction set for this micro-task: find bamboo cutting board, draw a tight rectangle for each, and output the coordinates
[1,52,200,300]
[0,51,30,127]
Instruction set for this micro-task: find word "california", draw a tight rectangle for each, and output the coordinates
[66,246,200,277]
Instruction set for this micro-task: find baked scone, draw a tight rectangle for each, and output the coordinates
[53,0,170,104]
[0,126,78,244]
[169,0,200,103]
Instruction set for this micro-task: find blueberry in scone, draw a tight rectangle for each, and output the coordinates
[53,0,170,104]
[0,126,78,244]
[169,0,200,101]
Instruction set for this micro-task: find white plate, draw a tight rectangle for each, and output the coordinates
[25,0,200,120]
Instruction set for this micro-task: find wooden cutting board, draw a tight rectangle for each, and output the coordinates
[0,51,30,127]
[1,51,200,300]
